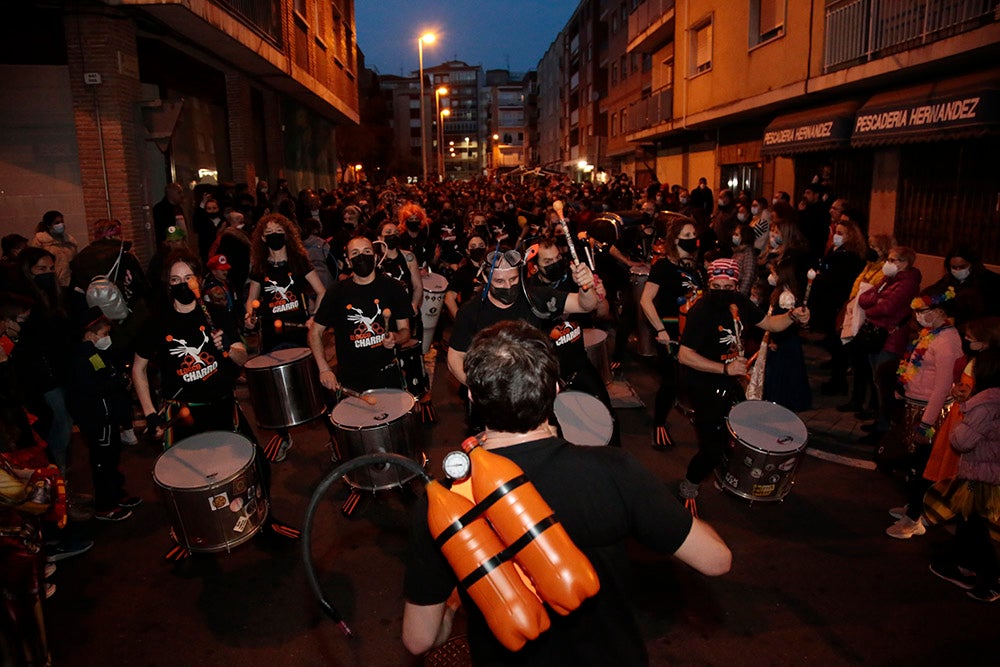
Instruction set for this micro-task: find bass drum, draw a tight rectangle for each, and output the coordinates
[244,347,326,429]
[717,400,808,502]
[553,391,613,447]
[153,431,268,553]
[330,389,423,491]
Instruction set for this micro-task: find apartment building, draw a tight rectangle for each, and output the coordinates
[484,69,534,173]
[0,0,360,260]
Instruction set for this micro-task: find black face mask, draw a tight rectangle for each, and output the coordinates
[468,247,486,263]
[540,260,567,282]
[33,272,57,292]
[865,248,879,263]
[677,238,699,254]
[170,282,197,305]
[474,225,489,239]
[707,288,738,305]
[350,254,375,278]
[405,219,422,232]
[383,235,398,250]
[265,233,286,251]
[490,285,519,306]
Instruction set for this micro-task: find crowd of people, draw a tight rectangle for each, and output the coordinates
[2,169,1000,664]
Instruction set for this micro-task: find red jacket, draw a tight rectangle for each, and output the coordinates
[858,266,921,355]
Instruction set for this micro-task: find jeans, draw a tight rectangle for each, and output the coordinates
[43,387,73,474]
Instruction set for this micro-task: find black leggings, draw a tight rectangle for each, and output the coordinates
[653,344,679,425]
[686,382,743,484]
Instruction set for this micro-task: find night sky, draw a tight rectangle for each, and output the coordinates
[355,0,579,76]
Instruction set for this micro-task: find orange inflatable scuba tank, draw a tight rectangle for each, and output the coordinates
[425,479,550,651]
[462,438,600,616]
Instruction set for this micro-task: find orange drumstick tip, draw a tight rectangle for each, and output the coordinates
[251,299,260,309]
[186,276,202,298]
[165,335,173,342]
[362,395,378,405]
[274,319,283,330]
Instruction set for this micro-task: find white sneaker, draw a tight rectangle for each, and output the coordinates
[886,515,926,539]
[120,428,138,446]
[889,505,907,520]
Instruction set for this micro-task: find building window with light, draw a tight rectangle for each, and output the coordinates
[749,0,785,48]
[690,16,713,76]
[611,112,617,137]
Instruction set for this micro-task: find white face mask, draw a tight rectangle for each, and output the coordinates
[767,273,778,287]
[737,213,748,223]
[51,223,66,235]
[778,288,796,310]
[915,311,936,328]
[95,336,112,351]
[882,261,899,277]
[751,206,760,216]
[718,198,727,208]
[732,235,742,247]
[832,234,844,248]
[951,267,970,281]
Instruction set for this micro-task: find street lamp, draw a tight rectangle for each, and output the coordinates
[417,32,435,183]
[439,107,451,180]
[435,87,448,181]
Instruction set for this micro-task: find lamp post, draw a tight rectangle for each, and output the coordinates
[435,87,448,181]
[417,32,435,183]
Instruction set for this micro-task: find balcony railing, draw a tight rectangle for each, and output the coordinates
[628,0,676,45]
[219,0,283,47]
[824,0,998,72]
[626,86,673,134]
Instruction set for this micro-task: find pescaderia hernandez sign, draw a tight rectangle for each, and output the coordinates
[852,89,999,142]
[763,115,853,150]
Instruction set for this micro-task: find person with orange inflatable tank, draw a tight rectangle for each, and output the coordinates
[402,320,731,664]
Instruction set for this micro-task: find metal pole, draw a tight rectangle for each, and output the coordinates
[418,39,427,183]
[435,91,444,181]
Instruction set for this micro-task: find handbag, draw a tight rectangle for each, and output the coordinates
[855,320,889,353]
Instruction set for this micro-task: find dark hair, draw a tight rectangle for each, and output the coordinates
[250,213,311,277]
[38,210,63,232]
[1,234,27,258]
[464,321,559,433]
[0,291,32,322]
[161,249,203,289]
[971,348,1000,392]
[965,317,1000,349]
[944,243,983,273]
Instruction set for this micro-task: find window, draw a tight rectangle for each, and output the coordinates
[611,112,617,137]
[690,16,713,75]
[750,0,785,47]
[294,0,307,20]
[620,108,626,134]
[611,63,618,86]
[620,55,627,80]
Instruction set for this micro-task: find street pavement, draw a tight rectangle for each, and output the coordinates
[46,336,998,666]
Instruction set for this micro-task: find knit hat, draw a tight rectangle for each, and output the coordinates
[165,225,187,242]
[911,286,956,311]
[207,254,231,271]
[707,258,740,282]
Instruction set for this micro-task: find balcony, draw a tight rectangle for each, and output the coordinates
[218,0,283,47]
[824,0,999,73]
[627,0,676,54]
[626,86,673,134]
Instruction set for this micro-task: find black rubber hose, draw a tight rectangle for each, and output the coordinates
[301,453,432,637]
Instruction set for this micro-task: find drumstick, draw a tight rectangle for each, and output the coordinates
[803,268,818,306]
[729,303,745,358]
[187,277,228,357]
[553,201,591,291]
[340,386,378,405]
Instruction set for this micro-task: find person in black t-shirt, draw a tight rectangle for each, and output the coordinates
[443,234,487,321]
[675,258,810,511]
[375,220,423,333]
[308,236,412,393]
[402,321,731,663]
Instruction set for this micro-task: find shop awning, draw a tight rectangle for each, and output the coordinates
[761,101,859,156]
[851,71,1000,147]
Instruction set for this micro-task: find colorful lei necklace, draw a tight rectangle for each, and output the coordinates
[897,322,952,387]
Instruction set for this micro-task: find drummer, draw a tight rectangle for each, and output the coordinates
[375,220,423,338]
[244,213,327,462]
[308,236,412,394]
[443,234,487,321]
[674,258,810,513]
[526,238,620,447]
[132,250,299,558]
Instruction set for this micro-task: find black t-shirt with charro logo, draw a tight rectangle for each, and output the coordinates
[313,275,411,389]
[136,305,241,403]
[679,291,764,387]
[251,262,311,350]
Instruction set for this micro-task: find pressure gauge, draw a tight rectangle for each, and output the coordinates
[442,450,471,481]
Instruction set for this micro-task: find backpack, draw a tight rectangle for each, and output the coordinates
[85,242,130,321]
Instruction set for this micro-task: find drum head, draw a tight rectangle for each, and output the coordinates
[422,273,448,293]
[630,264,650,278]
[154,431,255,490]
[245,347,312,369]
[332,389,415,427]
[553,391,613,447]
[727,400,808,453]
[583,328,607,348]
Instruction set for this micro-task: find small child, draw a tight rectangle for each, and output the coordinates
[204,254,238,317]
[67,311,140,521]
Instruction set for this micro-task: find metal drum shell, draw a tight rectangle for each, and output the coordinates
[153,431,268,553]
[244,348,326,429]
[583,328,612,385]
[329,389,422,491]
[630,264,656,357]
[420,273,448,354]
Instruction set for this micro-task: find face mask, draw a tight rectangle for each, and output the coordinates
[350,254,375,278]
[677,237,698,254]
[170,282,196,305]
[34,272,57,291]
[209,216,221,224]
[732,235,742,247]
[708,288,737,304]
[737,213,748,223]
[718,199,727,208]
[865,248,879,263]
[490,284,518,306]
[679,196,689,205]
[767,273,778,287]
[832,234,844,248]
[751,206,760,216]
[772,198,780,206]
[540,260,566,282]
[951,267,970,281]
[265,233,286,251]
[778,288,796,310]
[383,235,398,250]
[405,219,422,232]
[51,223,66,235]
[916,311,936,328]
[469,247,486,262]
[881,261,899,277]
[770,236,783,249]
[95,336,112,351]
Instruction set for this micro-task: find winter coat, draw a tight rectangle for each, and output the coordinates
[858,266,921,355]
[952,386,1000,485]
[29,230,79,287]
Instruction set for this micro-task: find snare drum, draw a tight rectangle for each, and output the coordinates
[153,431,268,553]
[330,389,423,491]
[717,400,808,502]
[583,328,612,385]
[397,339,430,398]
[420,273,449,354]
[553,391,613,447]
[244,347,325,429]
[630,264,655,357]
